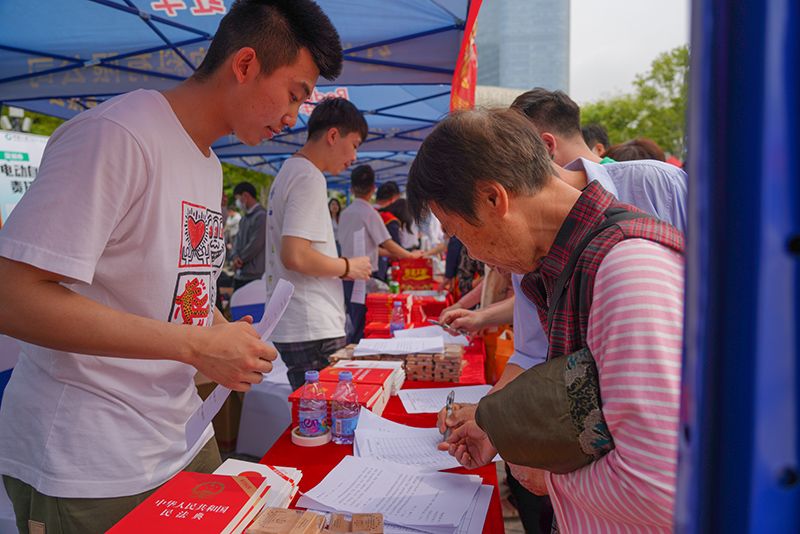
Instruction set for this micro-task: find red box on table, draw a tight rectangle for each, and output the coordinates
[396,258,435,290]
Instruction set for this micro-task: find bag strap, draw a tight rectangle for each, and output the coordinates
[545,209,653,347]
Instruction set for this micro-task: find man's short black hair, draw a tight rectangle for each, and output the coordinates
[350,165,376,196]
[582,123,610,150]
[233,181,258,199]
[306,97,368,142]
[193,0,342,81]
[376,181,400,202]
[510,88,582,138]
[407,108,554,224]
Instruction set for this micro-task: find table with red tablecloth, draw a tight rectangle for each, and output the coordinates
[259,337,504,534]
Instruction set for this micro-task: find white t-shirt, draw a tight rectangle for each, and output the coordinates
[266,158,345,343]
[0,90,222,498]
[338,198,391,271]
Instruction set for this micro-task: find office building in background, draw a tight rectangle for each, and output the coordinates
[476,0,570,92]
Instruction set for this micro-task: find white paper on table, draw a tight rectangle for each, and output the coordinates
[353,336,444,356]
[393,325,470,346]
[379,484,493,534]
[300,456,480,530]
[353,408,462,471]
[351,228,367,304]
[398,385,492,414]
[185,279,295,449]
[355,429,462,471]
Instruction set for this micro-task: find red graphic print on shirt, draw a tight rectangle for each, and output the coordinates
[169,272,211,325]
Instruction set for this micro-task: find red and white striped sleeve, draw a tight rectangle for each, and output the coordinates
[545,238,684,533]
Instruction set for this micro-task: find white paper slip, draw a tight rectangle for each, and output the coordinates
[354,336,444,356]
[185,383,230,450]
[185,279,295,449]
[301,456,480,530]
[351,228,366,305]
[255,278,295,341]
[398,385,492,414]
[393,325,470,346]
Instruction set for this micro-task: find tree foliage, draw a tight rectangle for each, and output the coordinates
[581,45,689,158]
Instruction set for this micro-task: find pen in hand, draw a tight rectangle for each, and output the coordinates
[428,319,470,339]
[443,389,455,441]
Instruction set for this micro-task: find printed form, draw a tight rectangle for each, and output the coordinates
[398,385,492,414]
[298,456,480,533]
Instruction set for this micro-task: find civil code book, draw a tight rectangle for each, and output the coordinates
[108,471,270,534]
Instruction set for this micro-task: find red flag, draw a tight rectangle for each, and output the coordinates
[450,0,482,111]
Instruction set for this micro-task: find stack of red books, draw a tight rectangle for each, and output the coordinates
[108,471,271,534]
[364,293,412,324]
[318,366,394,407]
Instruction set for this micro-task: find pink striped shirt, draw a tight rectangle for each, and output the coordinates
[545,238,684,533]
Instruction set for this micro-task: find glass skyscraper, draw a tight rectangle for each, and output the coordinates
[476,0,570,92]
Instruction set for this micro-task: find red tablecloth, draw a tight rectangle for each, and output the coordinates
[260,339,503,534]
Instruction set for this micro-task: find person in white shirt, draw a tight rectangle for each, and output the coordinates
[338,165,421,343]
[0,1,343,532]
[266,97,372,390]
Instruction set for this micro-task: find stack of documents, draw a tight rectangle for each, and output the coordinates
[398,385,492,414]
[353,408,462,471]
[214,459,302,509]
[333,359,406,394]
[393,325,470,346]
[297,455,491,534]
[353,337,444,357]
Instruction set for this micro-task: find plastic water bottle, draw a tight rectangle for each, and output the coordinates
[298,370,328,437]
[389,300,405,335]
[331,371,360,444]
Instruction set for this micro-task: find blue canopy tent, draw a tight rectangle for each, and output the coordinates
[0,0,477,184]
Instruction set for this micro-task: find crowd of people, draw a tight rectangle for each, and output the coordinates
[0,0,688,533]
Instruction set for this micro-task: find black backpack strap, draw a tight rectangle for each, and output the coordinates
[545,209,653,349]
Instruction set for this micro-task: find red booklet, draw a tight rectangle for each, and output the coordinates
[108,471,269,534]
[318,366,393,387]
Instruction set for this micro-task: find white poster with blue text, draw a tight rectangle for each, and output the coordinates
[0,131,48,228]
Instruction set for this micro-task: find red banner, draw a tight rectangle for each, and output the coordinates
[450,0,482,111]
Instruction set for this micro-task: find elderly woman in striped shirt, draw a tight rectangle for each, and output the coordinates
[409,108,686,533]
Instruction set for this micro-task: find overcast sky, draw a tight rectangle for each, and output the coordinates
[569,0,691,104]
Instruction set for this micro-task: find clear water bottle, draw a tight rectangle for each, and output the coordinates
[331,371,360,445]
[389,300,405,335]
[298,370,328,437]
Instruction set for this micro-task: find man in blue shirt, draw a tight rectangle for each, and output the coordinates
[439,87,688,534]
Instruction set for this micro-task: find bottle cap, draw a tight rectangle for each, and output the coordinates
[338,371,353,381]
[393,301,402,307]
[291,426,331,447]
[305,370,319,382]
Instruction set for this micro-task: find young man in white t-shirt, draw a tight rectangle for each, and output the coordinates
[0,1,343,532]
[338,164,422,343]
[266,97,372,390]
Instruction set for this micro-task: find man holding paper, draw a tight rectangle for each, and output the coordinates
[0,2,342,531]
